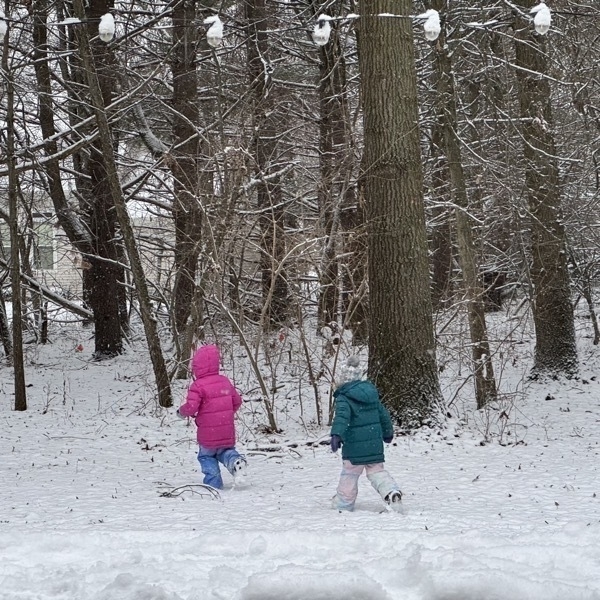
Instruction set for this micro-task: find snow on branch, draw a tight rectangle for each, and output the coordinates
[49,12,116,42]
[237,164,295,199]
[0,257,93,320]
[131,103,169,156]
[304,3,562,47]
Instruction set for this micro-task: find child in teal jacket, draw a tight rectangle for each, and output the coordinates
[330,356,402,512]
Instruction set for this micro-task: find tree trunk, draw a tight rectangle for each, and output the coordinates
[32,0,90,249]
[2,34,27,410]
[0,287,12,359]
[85,0,125,357]
[432,0,497,408]
[82,148,125,358]
[358,1,443,428]
[33,0,124,358]
[72,0,172,407]
[429,121,453,309]
[341,177,368,345]
[316,2,354,330]
[513,2,578,378]
[246,0,290,328]
[171,0,203,364]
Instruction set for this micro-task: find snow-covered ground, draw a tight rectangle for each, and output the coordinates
[1,326,600,600]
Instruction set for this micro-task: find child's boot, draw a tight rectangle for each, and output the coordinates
[331,493,355,512]
[232,457,248,482]
[384,490,403,513]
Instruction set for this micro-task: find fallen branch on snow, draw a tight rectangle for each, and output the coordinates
[245,434,331,456]
[158,484,220,500]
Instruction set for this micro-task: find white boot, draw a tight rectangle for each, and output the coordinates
[384,490,403,513]
[232,457,248,484]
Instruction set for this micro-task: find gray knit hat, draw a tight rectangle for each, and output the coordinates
[337,356,363,386]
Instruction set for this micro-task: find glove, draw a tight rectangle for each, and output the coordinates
[383,436,393,444]
[330,434,342,453]
[176,409,187,420]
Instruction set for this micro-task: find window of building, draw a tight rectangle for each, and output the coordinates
[32,215,55,271]
[0,215,55,270]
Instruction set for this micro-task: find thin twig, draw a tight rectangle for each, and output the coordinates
[158,484,221,499]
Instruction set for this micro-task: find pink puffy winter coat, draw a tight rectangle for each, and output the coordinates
[178,345,242,449]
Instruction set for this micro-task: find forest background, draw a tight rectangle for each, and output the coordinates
[0,0,599,435]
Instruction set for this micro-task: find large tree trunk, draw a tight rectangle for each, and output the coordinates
[72,0,172,407]
[84,0,125,358]
[358,1,443,428]
[33,0,124,358]
[82,148,125,358]
[513,2,578,378]
[246,0,290,328]
[432,0,497,409]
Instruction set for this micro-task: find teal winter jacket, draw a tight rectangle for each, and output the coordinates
[331,380,394,465]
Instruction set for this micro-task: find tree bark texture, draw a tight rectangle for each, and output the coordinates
[3,33,27,410]
[84,0,125,358]
[0,289,12,359]
[35,0,126,357]
[171,0,203,357]
[72,0,173,407]
[246,0,290,328]
[358,0,443,428]
[513,2,578,378]
[81,146,124,357]
[429,121,453,309]
[316,2,355,330]
[432,0,497,408]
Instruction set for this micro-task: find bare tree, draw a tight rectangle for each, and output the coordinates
[428,120,453,309]
[1,12,27,410]
[312,5,356,331]
[431,0,497,408]
[246,0,290,328]
[0,279,11,358]
[170,0,203,367]
[513,0,578,378]
[30,0,127,358]
[72,0,172,407]
[358,1,443,428]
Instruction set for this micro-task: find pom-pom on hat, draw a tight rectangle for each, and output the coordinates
[337,355,363,386]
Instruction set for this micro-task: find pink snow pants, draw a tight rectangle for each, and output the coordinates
[332,460,399,512]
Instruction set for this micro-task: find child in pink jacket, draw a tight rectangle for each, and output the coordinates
[177,344,246,489]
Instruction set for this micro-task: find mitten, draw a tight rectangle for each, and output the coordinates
[176,409,187,420]
[383,436,393,444]
[330,434,342,453]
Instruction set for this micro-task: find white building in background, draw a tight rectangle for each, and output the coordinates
[0,205,173,301]
[0,211,81,296]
